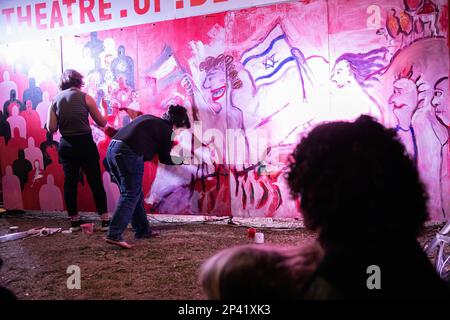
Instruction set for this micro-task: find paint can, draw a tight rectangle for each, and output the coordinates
[81,223,95,235]
[247,227,256,239]
[254,232,264,244]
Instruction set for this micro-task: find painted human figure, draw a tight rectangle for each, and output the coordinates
[388,67,425,163]
[430,76,449,218]
[22,77,43,109]
[111,45,135,89]
[84,31,105,68]
[8,128,27,152]
[24,137,44,169]
[110,76,132,111]
[330,48,388,123]
[36,91,51,129]
[7,105,26,139]
[0,71,18,107]
[3,89,24,118]
[183,54,248,165]
[0,110,11,144]
[23,160,46,209]
[40,130,59,169]
[12,149,32,190]
[39,175,64,211]
[21,100,45,144]
[43,145,64,191]
[2,165,23,210]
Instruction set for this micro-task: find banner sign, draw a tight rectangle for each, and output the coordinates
[0,0,295,43]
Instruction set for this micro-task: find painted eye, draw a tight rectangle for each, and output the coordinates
[434,91,442,97]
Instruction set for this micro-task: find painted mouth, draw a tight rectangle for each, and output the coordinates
[211,86,226,101]
[393,104,406,109]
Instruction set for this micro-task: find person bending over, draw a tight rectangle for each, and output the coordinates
[105,105,190,248]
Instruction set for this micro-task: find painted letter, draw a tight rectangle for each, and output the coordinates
[99,0,112,21]
[62,0,76,25]
[35,3,47,30]
[134,0,150,15]
[50,1,64,28]
[1,8,15,25]
[17,5,32,28]
[80,0,95,24]
[190,0,207,7]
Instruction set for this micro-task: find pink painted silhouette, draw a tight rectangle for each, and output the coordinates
[44,145,64,190]
[39,174,64,211]
[8,127,27,150]
[2,165,23,210]
[0,71,18,106]
[0,134,21,176]
[21,100,46,145]
[7,105,26,138]
[24,137,44,169]
[36,91,51,129]
[23,160,46,210]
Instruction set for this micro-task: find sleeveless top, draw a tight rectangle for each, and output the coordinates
[52,88,91,137]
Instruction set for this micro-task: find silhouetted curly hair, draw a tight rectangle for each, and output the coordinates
[162,105,191,129]
[287,116,428,245]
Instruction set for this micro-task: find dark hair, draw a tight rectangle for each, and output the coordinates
[59,69,84,91]
[162,105,191,129]
[287,116,428,245]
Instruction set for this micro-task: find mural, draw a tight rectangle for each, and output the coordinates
[0,0,448,221]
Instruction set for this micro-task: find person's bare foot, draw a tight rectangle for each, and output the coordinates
[105,238,134,249]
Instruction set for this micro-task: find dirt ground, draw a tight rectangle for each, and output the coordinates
[0,213,444,300]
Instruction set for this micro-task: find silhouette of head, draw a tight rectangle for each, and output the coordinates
[287,115,428,245]
[18,149,25,159]
[47,174,54,185]
[118,45,125,56]
[162,105,191,129]
[10,89,16,100]
[29,77,36,88]
[6,165,12,175]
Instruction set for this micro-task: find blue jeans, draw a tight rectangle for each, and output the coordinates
[106,140,151,241]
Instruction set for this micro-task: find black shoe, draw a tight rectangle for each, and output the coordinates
[101,220,110,232]
[70,220,82,232]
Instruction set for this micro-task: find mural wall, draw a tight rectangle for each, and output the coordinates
[0,0,448,221]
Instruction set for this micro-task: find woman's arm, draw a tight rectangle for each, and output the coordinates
[46,103,58,134]
[86,94,107,128]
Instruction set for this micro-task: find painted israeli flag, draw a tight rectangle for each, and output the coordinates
[240,24,296,87]
[145,46,184,91]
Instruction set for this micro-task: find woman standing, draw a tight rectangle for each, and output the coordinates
[47,69,110,231]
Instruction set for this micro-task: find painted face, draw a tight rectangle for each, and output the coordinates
[202,68,227,112]
[431,78,449,127]
[388,78,418,125]
[331,60,353,88]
